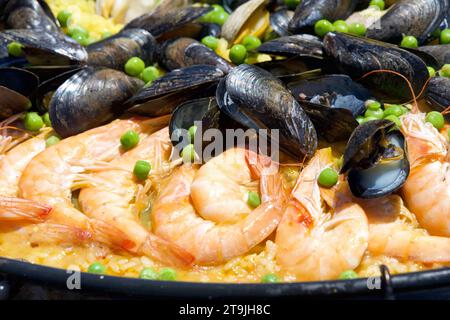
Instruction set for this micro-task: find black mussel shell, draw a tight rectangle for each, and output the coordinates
[223,0,251,13]
[341,120,410,199]
[2,0,59,32]
[289,0,357,33]
[125,65,224,117]
[270,9,293,37]
[287,74,372,116]
[124,6,212,40]
[323,32,429,102]
[255,56,323,80]
[403,47,439,70]
[366,0,450,45]
[224,64,318,159]
[258,34,323,58]
[418,45,450,68]
[159,37,233,74]
[49,67,144,137]
[87,29,156,70]
[426,76,450,120]
[199,23,222,38]
[0,30,88,65]
[0,67,38,119]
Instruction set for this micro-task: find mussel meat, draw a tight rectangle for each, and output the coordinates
[341,120,410,199]
[125,64,224,117]
[366,0,450,45]
[159,37,233,74]
[87,28,156,70]
[220,64,318,159]
[2,0,59,32]
[426,76,450,120]
[0,67,39,119]
[323,32,429,101]
[49,67,144,137]
[288,0,357,33]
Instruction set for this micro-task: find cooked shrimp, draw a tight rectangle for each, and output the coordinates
[78,127,193,267]
[0,113,30,155]
[276,148,369,281]
[400,112,450,236]
[18,116,170,248]
[152,148,285,265]
[0,196,51,222]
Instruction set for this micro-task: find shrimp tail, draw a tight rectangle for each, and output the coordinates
[0,196,52,222]
[28,223,92,245]
[90,219,137,251]
[140,234,195,268]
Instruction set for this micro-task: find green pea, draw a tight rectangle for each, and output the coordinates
[140,66,160,84]
[158,267,176,281]
[188,125,197,143]
[182,144,196,163]
[72,33,90,46]
[318,167,338,188]
[400,35,418,48]
[201,35,219,50]
[133,160,151,180]
[24,112,44,132]
[120,130,140,150]
[348,23,366,36]
[448,129,450,141]
[43,112,51,127]
[384,115,401,127]
[440,28,450,44]
[210,10,229,26]
[356,116,365,124]
[440,64,450,78]
[88,262,106,274]
[199,4,224,23]
[364,108,384,119]
[339,270,358,280]
[425,111,445,130]
[45,136,60,148]
[242,35,262,51]
[247,191,261,208]
[124,57,146,77]
[261,273,279,283]
[67,25,89,38]
[314,19,335,37]
[333,20,349,33]
[139,267,159,280]
[7,41,24,57]
[383,105,404,117]
[369,0,385,10]
[363,116,379,123]
[427,66,436,77]
[284,0,300,10]
[57,10,72,28]
[366,100,381,110]
[229,44,248,64]
[102,31,113,39]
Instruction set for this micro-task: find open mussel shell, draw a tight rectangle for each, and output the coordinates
[0,67,38,119]
[288,0,357,33]
[49,67,144,138]
[159,37,234,74]
[0,30,88,66]
[125,65,224,117]
[418,45,450,68]
[366,0,450,45]
[323,32,429,102]
[426,76,450,120]
[2,0,59,32]
[87,28,156,70]
[341,120,410,199]
[269,9,294,37]
[124,6,212,41]
[258,34,323,58]
[222,64,318,159]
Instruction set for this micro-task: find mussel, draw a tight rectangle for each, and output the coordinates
[323,32,429,101]
[87,28,157,70]
[0,29,88,66]
[426,76,450,119]
[341,120,410,199]
[125,64,224,117]
[418,45,450,68]
[288,74,372,141]
[124,5,212,41]
[2,0,59,32]
[269,9,294,37]
[366,0,450,45]
[49,67,144,137]
[258,34,323,58]
[159,37,233,74]
[288,0,357,33]
[219,64,318,159]
[0,67,39,119]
